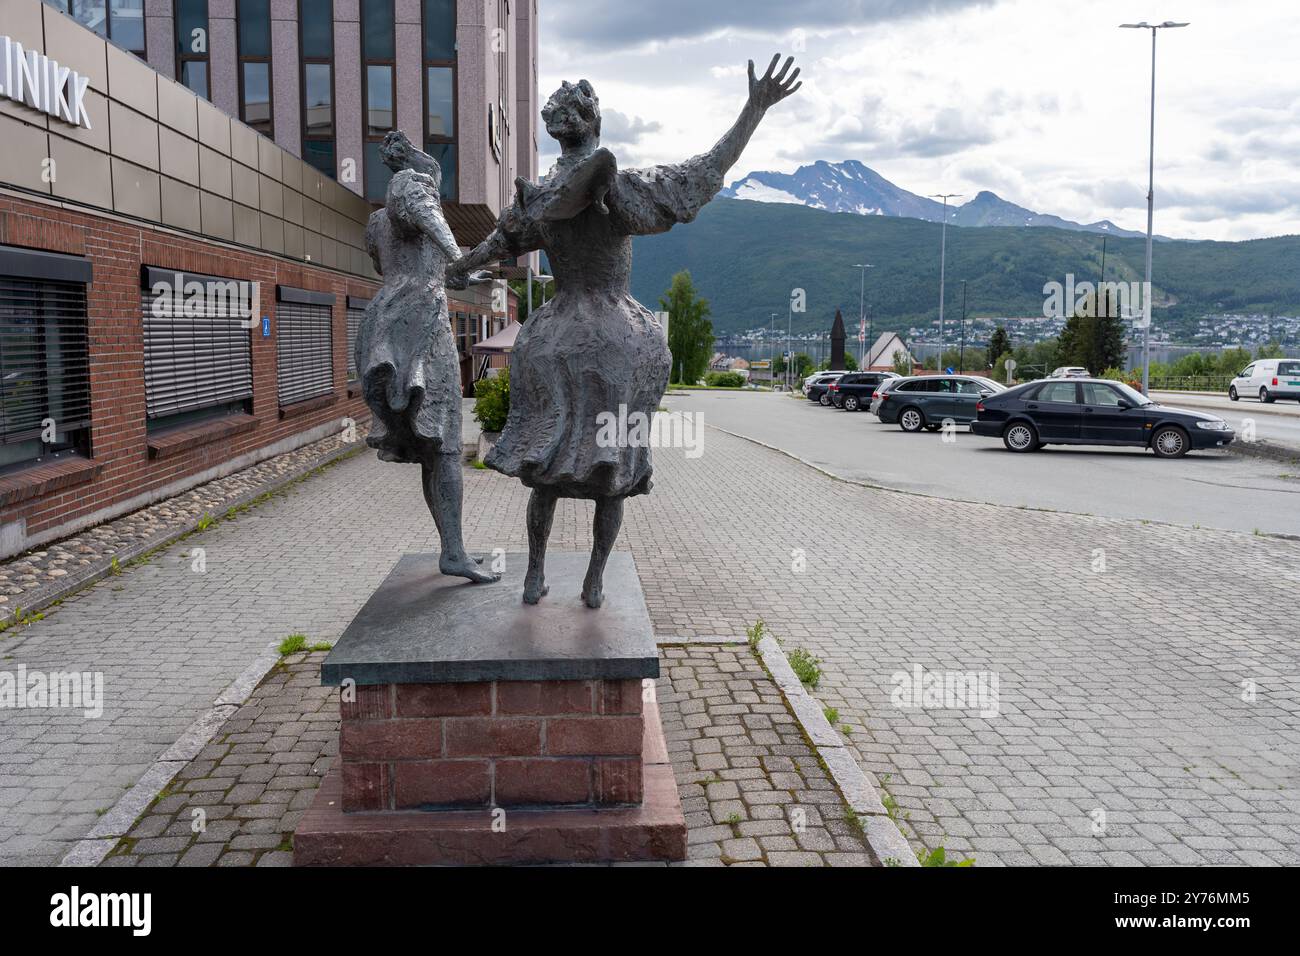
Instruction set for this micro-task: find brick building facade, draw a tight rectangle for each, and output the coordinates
[0,2,522,558]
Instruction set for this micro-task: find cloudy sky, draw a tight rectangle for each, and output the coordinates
[536,0,1300,241]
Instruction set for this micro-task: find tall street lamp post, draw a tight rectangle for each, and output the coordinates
[769,312,777,390]
[930,193,960,372]
[959,279,967,373]
[852,263,873,368]
[1121,19,1188,394]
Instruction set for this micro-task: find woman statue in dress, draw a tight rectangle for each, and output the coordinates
[359,130,498,583]
[448,55,801,607]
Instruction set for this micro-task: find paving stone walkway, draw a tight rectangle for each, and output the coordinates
[99,645,878,867]
[0,425,360,616]
[4,410,1298,866]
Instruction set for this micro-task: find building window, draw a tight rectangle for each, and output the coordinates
[361,0,396,201]
[366,65,394,137]
[0,261,92,472]
[345,299,368,382]
[175,0,210,99]
[276,289,334,406]
[44,1,146,56]
[422,0,457,201]
[237,0,273,136]
[140,269,254,431]
[299,1,334,177]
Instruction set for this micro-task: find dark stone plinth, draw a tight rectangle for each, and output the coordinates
[320,552,658,686]
[294,698,686,865]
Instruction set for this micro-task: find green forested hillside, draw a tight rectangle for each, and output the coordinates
[628,198,1300,336]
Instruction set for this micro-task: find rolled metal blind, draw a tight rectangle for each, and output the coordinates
[346,307,363,380]
[141,285,253,420]
[0,277,91,445]
[277,301,334,405]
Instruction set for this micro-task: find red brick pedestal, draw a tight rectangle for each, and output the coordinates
[295,690,683,866]
[292,552,686,866]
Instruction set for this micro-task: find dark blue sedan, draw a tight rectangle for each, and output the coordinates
[971,378,1235,458]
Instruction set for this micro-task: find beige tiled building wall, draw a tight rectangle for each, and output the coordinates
[109,0,538,250]
[2,0,378,279]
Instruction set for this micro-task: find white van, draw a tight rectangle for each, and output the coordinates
[1229,358,1300,403]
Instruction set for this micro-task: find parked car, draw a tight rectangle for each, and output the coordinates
[804,371,845,405]
[1229,358,1300,403]
[868,377,905,415]
[874,375,1005,430]
[1049,366,1091,378]
[971,378,1234,457]
[828,371,899,411]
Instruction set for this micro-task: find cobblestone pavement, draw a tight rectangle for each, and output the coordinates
[4,412,1299,865]
[0,425,360,617]
[0,398,480,620]
[100,645,877,867]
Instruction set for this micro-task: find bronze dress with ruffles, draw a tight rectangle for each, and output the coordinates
[484,151,723,499]
[356,169,463,466]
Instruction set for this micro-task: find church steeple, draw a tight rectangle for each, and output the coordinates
[829,309,846,370]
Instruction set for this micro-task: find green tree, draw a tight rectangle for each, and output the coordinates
[507,276,555,323]
[987,326,1011,368]
[1218,347,1252,375]
[1256,340,1286,360]
[892,350,912,376]
[773,351,815,378]
[1057,291,1126,374]
[660,270,715,385]
[819,352,857,372]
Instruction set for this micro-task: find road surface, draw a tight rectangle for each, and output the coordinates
[666,390,1300,536]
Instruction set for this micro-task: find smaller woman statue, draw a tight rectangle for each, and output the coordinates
[449,55,801,607]
[358,131,498,583]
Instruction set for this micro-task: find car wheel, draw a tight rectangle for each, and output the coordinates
[1002,421,1039,452]
[1228,385,1239,401]
[819,393,830,406]
[1260,386,1275,404]
[899,407,925,432]
[1151,425,1189,458]
[844,395,860,411]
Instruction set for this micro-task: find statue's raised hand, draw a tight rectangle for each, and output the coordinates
[747,54,801,111]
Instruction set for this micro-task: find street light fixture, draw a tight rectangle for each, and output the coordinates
[769,312,777,390]
[930,193,961,372]
[1120,19,1188,394]
[853,263,873,368]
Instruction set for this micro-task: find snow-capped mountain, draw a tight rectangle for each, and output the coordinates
[721,160,1148,239]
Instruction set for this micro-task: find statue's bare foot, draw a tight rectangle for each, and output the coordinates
[522,580,548,604]
[440,556,500,583]
[581,583,604,609]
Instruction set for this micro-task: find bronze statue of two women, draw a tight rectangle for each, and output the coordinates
[359,55,802,607]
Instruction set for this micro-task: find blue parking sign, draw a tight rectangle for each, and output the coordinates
[262,316,271,337]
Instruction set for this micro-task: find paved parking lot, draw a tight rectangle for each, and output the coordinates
[3,395,1298,865]
[677,390,1300,536]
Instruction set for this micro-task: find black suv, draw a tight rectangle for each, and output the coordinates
[830,372,899,411]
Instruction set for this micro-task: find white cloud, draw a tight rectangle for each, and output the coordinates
[537,0,1300,240]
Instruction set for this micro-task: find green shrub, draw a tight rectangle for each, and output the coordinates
[278,633,308,656]
[473,374,510,433]
[918,846,974,867]
[704,370,745,388]
[788,648,822,688]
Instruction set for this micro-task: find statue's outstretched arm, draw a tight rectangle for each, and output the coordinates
[447,202,540,289]
[405,188,462,263]
[699,54,801,180]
